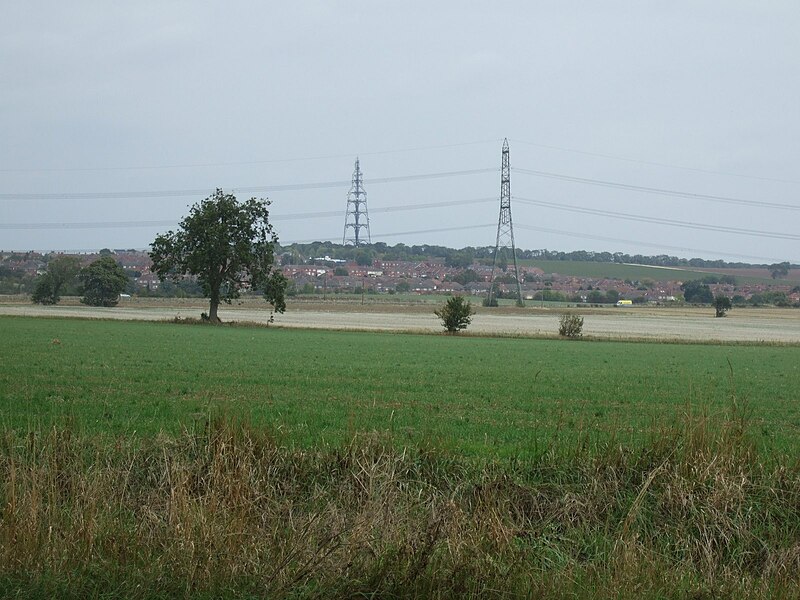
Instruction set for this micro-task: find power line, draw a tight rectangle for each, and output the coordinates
[514,196,800,241]
[0,139,500,173]
[0,168,496,201]
[510,138,800,185]
[0,197,497,230]
[283,224,495,245]
[514,224,790,263]
[514,168,800,211]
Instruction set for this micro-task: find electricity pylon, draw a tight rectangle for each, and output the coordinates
[487,139,524,307]
[342,157,371,246]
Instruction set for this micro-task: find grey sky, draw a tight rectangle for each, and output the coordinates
[1,1,798,263]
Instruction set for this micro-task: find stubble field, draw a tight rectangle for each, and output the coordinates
[2,296,799,342]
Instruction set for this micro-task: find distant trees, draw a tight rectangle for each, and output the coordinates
[681,280,714,304]
[150,189,287,323]
[769,262,791,279]
[714,296,732,318]
[435,295,475,334]
[79,257,128,307]
[448,269,480,286]
[31,255,81,305]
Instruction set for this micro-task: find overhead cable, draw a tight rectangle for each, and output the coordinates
[514,197,800,241]
[0,140,500,173]
[0,197,497,230]
[514,168,800,211]
[510,138,800,185]
[0,168,496,201]
[514,224,791,263]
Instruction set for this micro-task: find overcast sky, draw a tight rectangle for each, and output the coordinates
[2,1,798,263]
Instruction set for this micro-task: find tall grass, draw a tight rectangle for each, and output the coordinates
[0,404,798,598]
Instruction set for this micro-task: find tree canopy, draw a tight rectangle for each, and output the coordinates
[434,295,475,333]
[32,255,81,305]
[714,295,733,318]
[150,189,287,323]
[681,280,714,304]
[769,262,791,279]
[79,257,129,307]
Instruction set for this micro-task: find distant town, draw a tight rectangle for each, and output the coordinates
[2,244,797,307]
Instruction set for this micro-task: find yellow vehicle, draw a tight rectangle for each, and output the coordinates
[615,299,633,307]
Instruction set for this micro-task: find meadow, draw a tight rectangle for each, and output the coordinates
[2,315,800,598]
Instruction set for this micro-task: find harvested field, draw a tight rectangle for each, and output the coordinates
[1,299,799,343]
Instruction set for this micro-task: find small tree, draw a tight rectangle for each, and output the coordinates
[558,313,584,338]
[79,257,129,307]
[435,295,475,334]
[31,274,57,305]
[714,295,732,318]
[150,189,287,323]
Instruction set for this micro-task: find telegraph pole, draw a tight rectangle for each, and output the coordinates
[487,139,524,307]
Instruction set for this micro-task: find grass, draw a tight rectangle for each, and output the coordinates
[2,316,800,456]
[2,315,800,597]
[0,412,798,598]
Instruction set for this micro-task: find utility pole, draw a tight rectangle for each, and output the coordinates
[487,139,524,307]
[343,157,371,246]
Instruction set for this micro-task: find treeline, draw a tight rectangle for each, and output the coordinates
[278,242,792,270]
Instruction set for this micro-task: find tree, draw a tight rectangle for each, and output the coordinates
[150,189,287,323]
[681,280,714,304]
[31,255,81,305]
[31,274,56,305]
[434,295,475,333]
[714,295,732,318]
[79,257,129,307]
[769,262,790,280]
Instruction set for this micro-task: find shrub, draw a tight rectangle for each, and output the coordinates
[558,313,584,338]
[435,295,475,333]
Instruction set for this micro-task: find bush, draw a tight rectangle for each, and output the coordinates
[435,295,475,333]
[558,313,584,338]
[31,274,57,305]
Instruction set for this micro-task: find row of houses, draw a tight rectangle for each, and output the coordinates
[3,250,797,302]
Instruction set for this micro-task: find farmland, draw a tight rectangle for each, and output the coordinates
[2,298,800,342]
[2,314,800,598]
[2,316,799,454]
[517,259,793,284]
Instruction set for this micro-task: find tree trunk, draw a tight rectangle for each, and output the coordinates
[208,295,221,323]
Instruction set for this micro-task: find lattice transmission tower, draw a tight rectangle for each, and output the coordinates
[342,157,371,246]
[487,139,524,307]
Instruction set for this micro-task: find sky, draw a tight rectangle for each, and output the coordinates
[1,1,799,263]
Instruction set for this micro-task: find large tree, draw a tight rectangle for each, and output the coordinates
[32,255,81,305]
[769,262,791,280]
[79,257,129,307]
[150,189,287,323]
[681,280,714,304]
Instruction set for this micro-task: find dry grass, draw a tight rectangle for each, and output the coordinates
[0,405,799,599]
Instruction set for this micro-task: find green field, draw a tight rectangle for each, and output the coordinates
[517,259,786,284]
[2,315,798,456]
[3,315,800,598]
